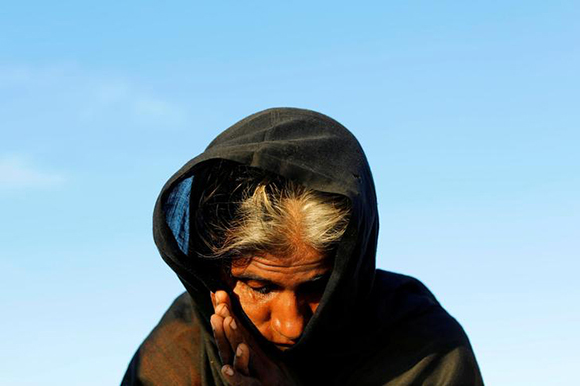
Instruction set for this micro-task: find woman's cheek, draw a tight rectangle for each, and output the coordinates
[233,284,272,335]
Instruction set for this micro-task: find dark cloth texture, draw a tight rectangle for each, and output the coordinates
[122,108,483,385]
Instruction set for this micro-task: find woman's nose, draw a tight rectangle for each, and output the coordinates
[271,292,309,341]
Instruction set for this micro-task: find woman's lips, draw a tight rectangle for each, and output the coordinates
[273,342,294,351]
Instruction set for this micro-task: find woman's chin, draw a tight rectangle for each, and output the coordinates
[274,343,294,351]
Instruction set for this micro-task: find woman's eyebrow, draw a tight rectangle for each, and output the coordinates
[310,273,331,281]
[232,273,268,282]
[298,273,331,286]
[232,272,330,284]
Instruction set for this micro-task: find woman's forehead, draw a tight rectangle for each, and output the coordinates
[231,250,332,277]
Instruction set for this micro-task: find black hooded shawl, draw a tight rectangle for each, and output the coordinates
[122,108,483,386]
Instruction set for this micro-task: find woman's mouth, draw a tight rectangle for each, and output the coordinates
[273,342,294,351]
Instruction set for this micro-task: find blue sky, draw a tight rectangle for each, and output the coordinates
[1,1,579,385]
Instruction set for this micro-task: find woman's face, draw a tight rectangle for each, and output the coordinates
[228,247,332,351]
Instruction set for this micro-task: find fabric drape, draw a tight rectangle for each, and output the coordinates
[122,108,483,385]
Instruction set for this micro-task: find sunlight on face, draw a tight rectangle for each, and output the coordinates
[229,247,332,351]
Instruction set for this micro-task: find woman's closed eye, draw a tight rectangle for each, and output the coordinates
[246,280,276,295]
[297,275,330,298]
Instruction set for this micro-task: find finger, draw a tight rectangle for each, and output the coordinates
[215,290,232,309]
[223,316,244,355]
[220,312,263,375]
[215,291,232,318]
[210,291,216,309]
[221,365,260,386]
[211,314,233,365]
[216,303,231,318]
[233,343,250,376]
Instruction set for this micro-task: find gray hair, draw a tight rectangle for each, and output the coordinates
[192,161,350,260]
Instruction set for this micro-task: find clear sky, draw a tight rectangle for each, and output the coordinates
[1,1,579,385]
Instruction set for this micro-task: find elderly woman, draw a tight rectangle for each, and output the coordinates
[122,108,483,385]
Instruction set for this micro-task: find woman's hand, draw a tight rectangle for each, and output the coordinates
[210,290,299,386]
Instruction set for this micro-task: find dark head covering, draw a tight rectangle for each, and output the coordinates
[122,108,483,385]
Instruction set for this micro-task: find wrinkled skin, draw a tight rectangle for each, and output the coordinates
[210,248,331,385]
[210,291,297,385]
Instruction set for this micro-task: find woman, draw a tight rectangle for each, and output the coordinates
[122,108,483,385]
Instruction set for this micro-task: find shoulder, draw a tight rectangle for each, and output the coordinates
[364,270,484,385]
[141,292,199,352]
[371,270,462,341]
[121,292,204,386]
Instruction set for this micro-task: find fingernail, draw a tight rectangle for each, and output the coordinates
[236,345,243,357]
[222,365,234,376]
[218,305,228,317]
[230,319,237,330]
